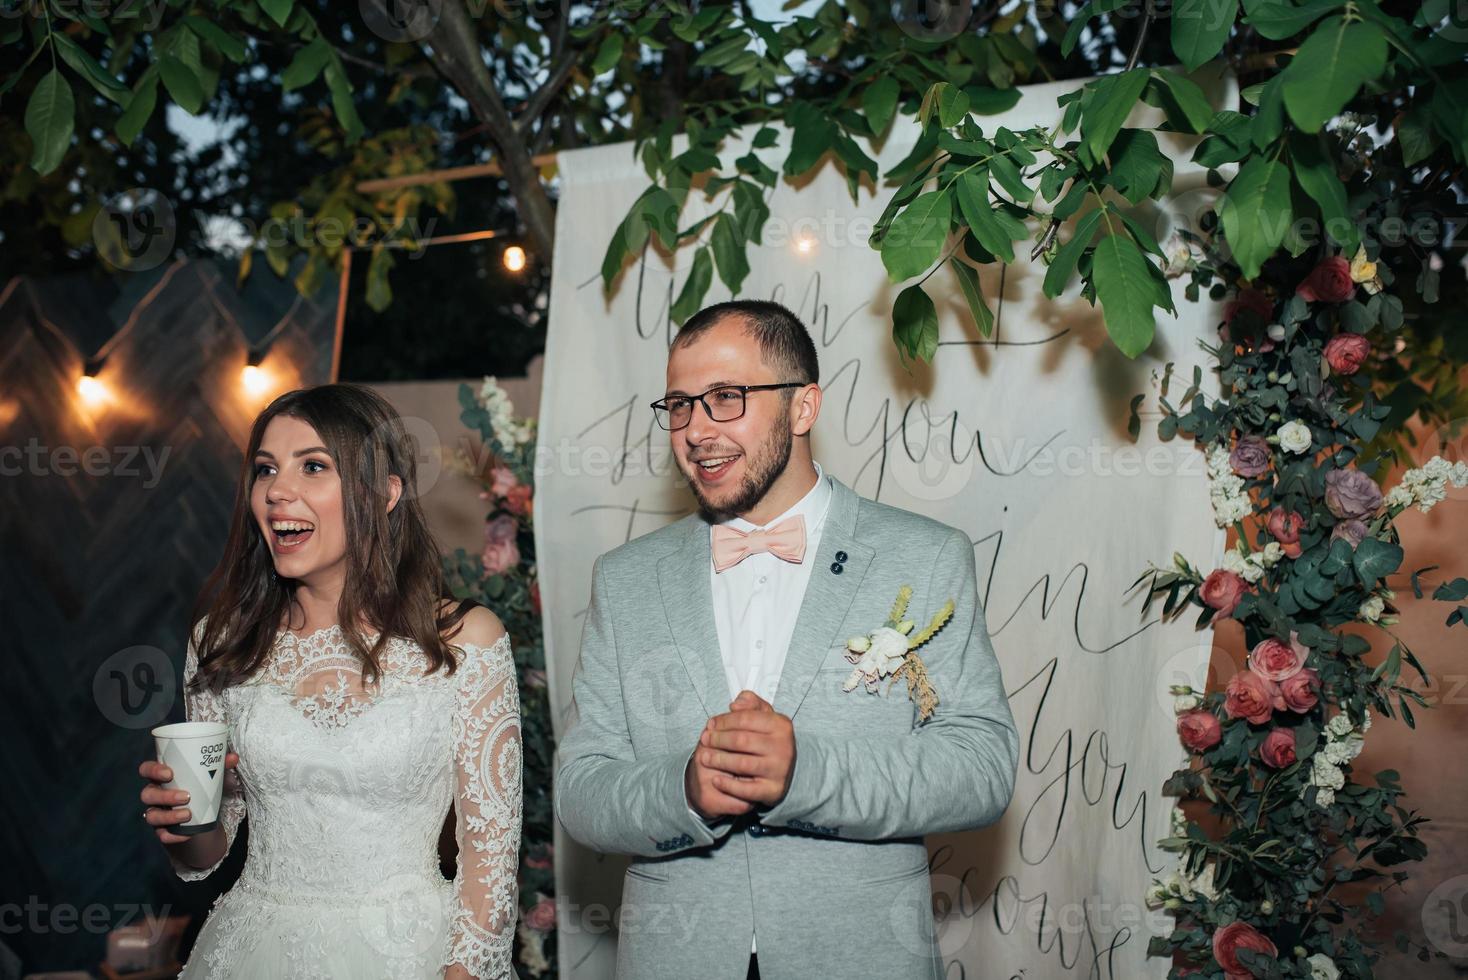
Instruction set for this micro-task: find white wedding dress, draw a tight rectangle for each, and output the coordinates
[169,620,522,980]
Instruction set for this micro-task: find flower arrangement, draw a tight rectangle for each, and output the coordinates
[443,377,555,977]
[1135,229,1468,978]
[842,585,951,722]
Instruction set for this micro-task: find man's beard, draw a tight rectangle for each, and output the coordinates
[684,407,794,524]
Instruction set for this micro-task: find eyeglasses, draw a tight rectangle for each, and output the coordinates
[650,383,805,431]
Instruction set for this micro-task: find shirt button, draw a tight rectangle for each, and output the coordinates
[759,576,767,584]
[755,640,764,649]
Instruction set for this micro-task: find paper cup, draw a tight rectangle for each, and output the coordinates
[151,721,229,835]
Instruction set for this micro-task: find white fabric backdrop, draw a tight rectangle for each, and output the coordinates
[534,73,1231,979]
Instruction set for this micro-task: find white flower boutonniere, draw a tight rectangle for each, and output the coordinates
[842,585,953,722]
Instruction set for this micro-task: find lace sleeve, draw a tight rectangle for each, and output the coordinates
[169,620,247,881]
[445,634,523,979]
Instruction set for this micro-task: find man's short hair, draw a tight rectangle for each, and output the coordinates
[673,300,819,385]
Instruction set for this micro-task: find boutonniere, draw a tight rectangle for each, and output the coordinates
[842,585,953,722]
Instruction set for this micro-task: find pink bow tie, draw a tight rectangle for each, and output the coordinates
[711,515,807,573]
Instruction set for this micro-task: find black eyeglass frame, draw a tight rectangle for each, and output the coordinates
[649,382,806,431]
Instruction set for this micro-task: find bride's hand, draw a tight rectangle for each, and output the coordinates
[139,751,240,845]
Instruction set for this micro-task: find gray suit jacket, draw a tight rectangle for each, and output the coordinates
[554,476,1019,980]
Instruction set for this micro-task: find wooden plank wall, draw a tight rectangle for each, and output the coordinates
[0,258,338,972]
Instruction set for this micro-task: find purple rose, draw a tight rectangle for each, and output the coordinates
[1330,518,1369,548]
[1324,468,1383,520]
[1229,434,1272,478]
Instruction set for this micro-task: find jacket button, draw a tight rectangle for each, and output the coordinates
[830,562,843,574]
[834,550,848,562]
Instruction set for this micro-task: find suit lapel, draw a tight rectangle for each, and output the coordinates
[773,478,874,719]
[656,518,727,718]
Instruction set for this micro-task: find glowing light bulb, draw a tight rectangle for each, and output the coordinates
[794,233,817,256]
[241,364,270,396]
[78,374,107,407]
[503,245,527,272]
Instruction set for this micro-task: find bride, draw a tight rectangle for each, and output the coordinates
[138,384,522,979]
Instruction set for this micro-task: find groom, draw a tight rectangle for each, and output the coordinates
[554,300,1019,980]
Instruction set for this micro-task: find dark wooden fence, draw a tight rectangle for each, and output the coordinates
[0,257,338,972]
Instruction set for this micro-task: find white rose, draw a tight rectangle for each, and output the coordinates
[1327,713,1354,737]
[1174,693,1202,713]
[1267,323,1286,341]
[1323,741,1353,765]
[847,635,871,653]
[1239,559,1265,584]
[1358,595,1384,622]
[1278,420,1312,454]
[1145,881,1169,908]
[1307,953,1341,980]
[1222,550,1249,575]
[1262,541,1284,564]
[1315,787,1335,807]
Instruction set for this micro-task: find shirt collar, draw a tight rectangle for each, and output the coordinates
[722,461,832,534]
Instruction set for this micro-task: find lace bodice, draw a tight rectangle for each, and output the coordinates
[170,619,522,980]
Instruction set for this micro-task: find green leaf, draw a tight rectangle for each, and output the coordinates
[1219,156,1292,279]
[600,218,630,289]
[1396,106,1437,167]
[1241,0,1341,41]
[784,102,835,176]
[592,33,624,74]
[52,34,129,104]
[1290,132,1357,251]
[1354,537,1404,586]
[881,189,952,282]
[282,37,330,92]
[1282,17,1388,132]
[989,153,1034,203]
[956,171,1016,262]
[324,60,362,143]
[938,84,970,128]
[862,76,899,136]
[115,70,158,147]
[1082,69,1149,161]
[949,258,994,337]
[1172,0,1238,70]
[184,16,249,62]
[1062,1,1094,58]
[25,69,74,175]
[892,283,939,362]
[710,213,750,295]
[670,247,714,325]
[1092,230,1158,357]
[365,246,395,312]
[1043,208,1103,298]
[259,0,295,28]
[966,85,1022,115]
[159,55,204,114]
[1103,129,1168,204]
[1146,69,1215,133]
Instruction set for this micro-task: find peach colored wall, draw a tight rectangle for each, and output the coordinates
[368,355,543,561]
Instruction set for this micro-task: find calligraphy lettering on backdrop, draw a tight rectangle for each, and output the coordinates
[536,74,1231,980]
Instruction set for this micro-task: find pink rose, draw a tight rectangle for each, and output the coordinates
[1279,668,1320,713]
[481,514,521,574]
[1248,637,1304,683]
[1259,728,1297,768]
[1201,569,1249,618]
[1296,256,1355,304]
[490,465,520,499]
[1330,519,1368,548]
[524,896,556,932]
[1229,434,1272,478]
[1323,333,1371,375]
[1212,920,1278,979]
[1225,671,1279,725]
[1178,710,1222,752]
[1266,509,1304,559]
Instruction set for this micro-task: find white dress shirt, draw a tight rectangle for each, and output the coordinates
[710,461,833,704]
[706,461,832,956]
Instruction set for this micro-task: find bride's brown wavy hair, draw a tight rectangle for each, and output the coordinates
[188,383,474,692]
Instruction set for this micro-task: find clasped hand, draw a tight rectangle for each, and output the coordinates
[684,690,796,821]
